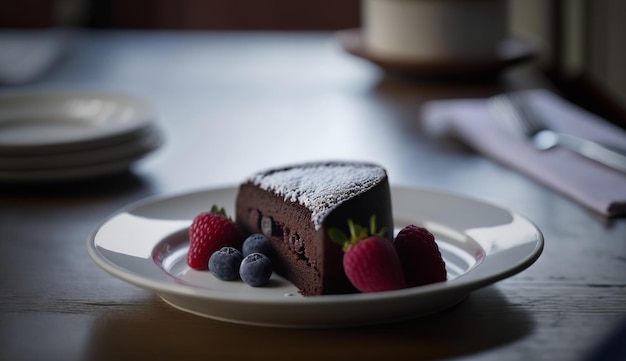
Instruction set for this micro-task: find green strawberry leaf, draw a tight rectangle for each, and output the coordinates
[328,215,387,253]
[210,205,232,220]
[328,227,349,246]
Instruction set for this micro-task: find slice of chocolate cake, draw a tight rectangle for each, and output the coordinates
[235,161,393,296]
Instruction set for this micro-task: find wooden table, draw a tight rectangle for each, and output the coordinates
[1,30,625,361]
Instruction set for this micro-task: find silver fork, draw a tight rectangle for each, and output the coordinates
[490,92,626,173]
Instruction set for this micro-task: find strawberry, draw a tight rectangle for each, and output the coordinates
[394,225,447,287]
[329,216,406,293]
[187,205,244,270]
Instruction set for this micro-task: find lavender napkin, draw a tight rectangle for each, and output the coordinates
[421,89,626,217]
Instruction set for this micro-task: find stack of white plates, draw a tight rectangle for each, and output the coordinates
[0,91,162,183]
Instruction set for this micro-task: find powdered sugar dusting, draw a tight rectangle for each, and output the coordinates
[249,162,386,230]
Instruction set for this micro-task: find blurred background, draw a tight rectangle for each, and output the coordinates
[1,0,625,128]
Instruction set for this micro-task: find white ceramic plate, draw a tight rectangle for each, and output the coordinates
[0,125,162,171]
[0,91,155,154]
[0,154,147,183]
[0,126,162,182]
[88,186,543,327]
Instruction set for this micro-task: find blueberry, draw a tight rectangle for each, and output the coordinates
[242,233,274,259]
[239,253,273,287]
[208,247,243,281]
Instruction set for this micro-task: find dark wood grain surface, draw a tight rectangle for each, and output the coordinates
[1,30,625,361]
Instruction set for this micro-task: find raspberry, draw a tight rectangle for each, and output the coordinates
[342,235,406,292]
[329,216,406,293]
[187,206,244,270]
[394,225,447,287]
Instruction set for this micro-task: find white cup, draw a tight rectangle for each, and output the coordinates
[362,0,509,61]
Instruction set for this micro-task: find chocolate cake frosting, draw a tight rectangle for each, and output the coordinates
[235,161,393,296]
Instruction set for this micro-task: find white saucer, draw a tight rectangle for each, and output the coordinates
[88,186,543,328]
[0,91,155,154]
[336,29,537,77]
